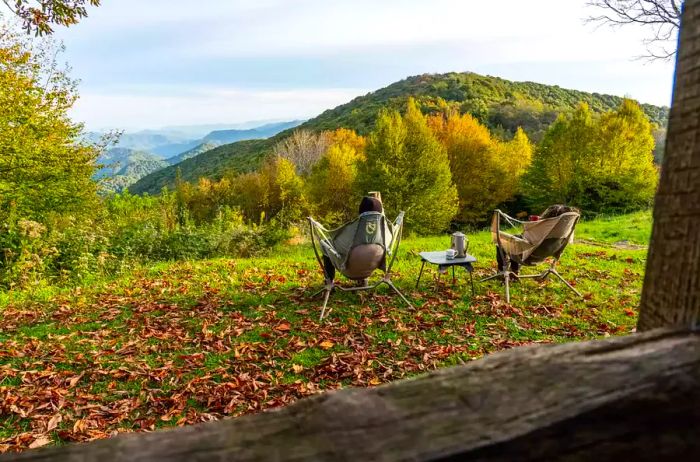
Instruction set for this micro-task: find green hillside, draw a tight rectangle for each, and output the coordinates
[130,72,669,195]
[97,148,170,193]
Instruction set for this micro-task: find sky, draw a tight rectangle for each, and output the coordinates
[43,0,677,131]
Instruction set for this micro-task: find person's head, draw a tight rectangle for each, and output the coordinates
[359,196,383,214]
[540,204,580,219]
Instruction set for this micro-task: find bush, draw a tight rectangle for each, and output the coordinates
[0,196,284,290]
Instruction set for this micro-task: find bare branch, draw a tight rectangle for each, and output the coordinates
[586,0,683,61]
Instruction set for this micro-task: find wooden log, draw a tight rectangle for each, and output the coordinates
[4,328,700,461]
[638,0,700,330]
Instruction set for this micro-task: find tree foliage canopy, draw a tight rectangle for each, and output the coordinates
[358,99,458,233]
[523,100,658,213]
[0,29,98,220]
[2,0,100,35]
[429,112,532,223]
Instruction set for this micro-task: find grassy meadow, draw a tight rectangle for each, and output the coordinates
[0,211,650,451]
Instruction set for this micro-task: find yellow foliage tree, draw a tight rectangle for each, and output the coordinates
[428,112,532,223]
[307,129,366,225]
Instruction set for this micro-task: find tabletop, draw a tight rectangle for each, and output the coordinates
[419,251,477,266]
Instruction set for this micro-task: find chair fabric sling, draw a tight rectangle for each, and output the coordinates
[481,209,582,303]
[308,211,412,319]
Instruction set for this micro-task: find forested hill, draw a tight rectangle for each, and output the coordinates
[130,71,669,195]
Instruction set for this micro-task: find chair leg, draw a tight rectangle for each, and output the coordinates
[480,272,503,282]
[550,268,583,298]
[384,279,414,309]
[504,270,510,304]
[319,286,332,320]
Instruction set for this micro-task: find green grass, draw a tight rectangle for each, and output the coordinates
[0,211,650,452]
[576,210,651,245]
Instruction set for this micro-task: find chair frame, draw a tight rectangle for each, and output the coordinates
[480,210,582,303]
[308,212,413,320]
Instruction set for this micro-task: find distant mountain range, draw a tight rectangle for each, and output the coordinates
[94,120,303,192]
[129,71,670,196]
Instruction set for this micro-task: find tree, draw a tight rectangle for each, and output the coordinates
[587,0,683,60]
[307,129,366,225]
[231,156,306,224]
[358,99,458,233]
[523,100,657,213]
[429,112,532,223]
[0,28,99,221]
[2,0,100,35]
[638,0,700,330]
[272,130,330,176]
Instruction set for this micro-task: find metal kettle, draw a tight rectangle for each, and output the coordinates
[450,232,468,258]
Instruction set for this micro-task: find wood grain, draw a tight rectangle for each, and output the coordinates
[639,0,700,330]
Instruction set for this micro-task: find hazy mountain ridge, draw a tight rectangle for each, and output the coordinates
[129,71,670,196]
[95,121,303,192]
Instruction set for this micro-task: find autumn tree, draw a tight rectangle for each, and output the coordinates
[429,112,532,223]
[307,129,366,225]
[523,100,657,213]
[358,99,458,233]
[2,0,100,35]
[0,28,99,221]
[231,156,307,224]
[272,129,330,176]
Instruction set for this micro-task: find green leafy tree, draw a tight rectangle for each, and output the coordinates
[358,99,458,233]
[523,100,658,212]
[0,29,99,221]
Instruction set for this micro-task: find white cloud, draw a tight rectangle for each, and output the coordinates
[72,86,367,131]
[56,0,676,128]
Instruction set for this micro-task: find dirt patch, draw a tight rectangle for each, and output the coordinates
[576,238,647,251]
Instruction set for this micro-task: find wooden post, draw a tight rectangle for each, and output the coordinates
[638,0,700,331]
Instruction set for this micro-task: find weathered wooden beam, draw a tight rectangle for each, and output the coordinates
[4,328,700,461]
[639,0,700,330]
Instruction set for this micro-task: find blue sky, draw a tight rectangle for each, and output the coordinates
[48,0,675,131]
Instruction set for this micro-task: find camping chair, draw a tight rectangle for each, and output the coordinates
[308,211,413,319]
[481,209,582,303]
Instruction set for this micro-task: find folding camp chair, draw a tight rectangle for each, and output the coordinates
[308,211,412,319]
[481,209,582,303]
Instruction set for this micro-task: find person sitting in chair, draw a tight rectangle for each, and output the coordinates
[496,204,580,275]
[323,196,386,283]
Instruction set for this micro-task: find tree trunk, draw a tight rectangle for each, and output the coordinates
[638,0,700,331]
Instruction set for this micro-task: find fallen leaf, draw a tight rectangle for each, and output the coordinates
[292,364,304,374]
[319,340,334,350]
[275,322,291,332]
[47,414,62,431]
[68,372,84,388]
[29,436,51,449]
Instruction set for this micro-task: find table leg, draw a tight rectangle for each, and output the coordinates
[415,260,426,289]
[469,265,475,296]
[452,265,456,285]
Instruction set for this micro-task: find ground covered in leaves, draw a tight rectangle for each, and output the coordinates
[0,212,649,452]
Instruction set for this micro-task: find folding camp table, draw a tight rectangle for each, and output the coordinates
[416,251,476,295]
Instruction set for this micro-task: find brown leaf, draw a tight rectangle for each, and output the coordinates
[319,340,334,350]
[292,364,304,374]
[68,372,84,388]
[29,436,51,449]
[275,322,291,332]
[47,414,62,431]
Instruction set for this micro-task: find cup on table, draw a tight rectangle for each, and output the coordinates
[445,249,457,260]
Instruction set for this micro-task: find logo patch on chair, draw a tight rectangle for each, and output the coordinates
[365,222,377,235]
